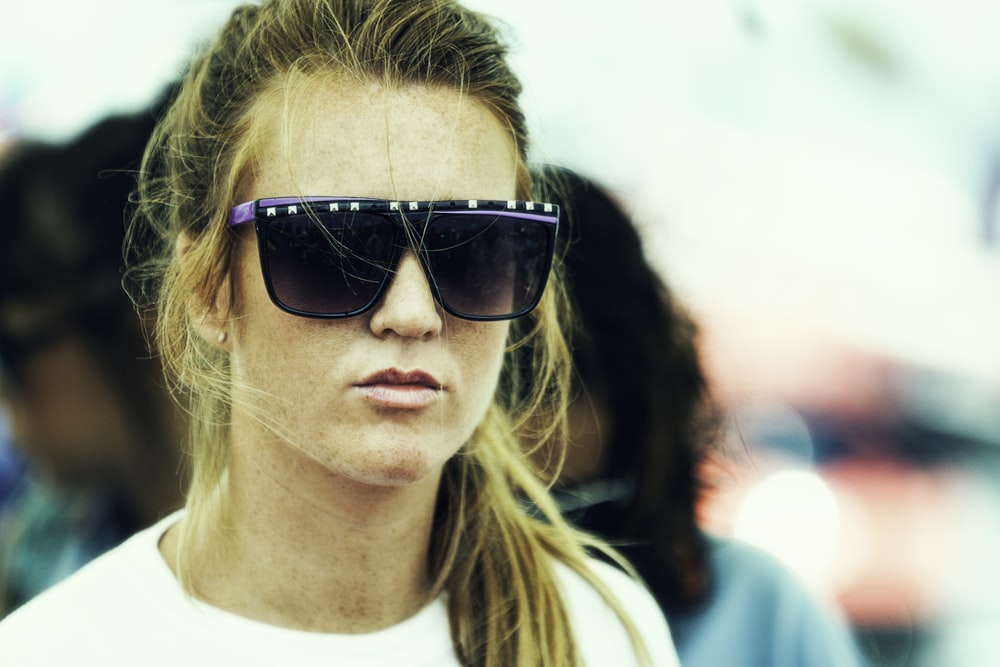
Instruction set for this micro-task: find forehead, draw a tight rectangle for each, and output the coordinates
[247,77,519,202]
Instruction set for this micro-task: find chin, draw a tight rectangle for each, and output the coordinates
[339,448,446,489]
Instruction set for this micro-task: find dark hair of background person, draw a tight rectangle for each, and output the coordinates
[533,165,715,611]
[0,90,184,542]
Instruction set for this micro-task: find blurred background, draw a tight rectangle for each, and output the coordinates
[2,0,999,664]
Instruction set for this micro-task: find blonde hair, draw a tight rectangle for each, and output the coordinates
[128,1,651,664]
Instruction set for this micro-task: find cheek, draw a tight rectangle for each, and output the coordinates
[227,248,294,390]
[452,321,510,404]
[228,236,300,357]
[228,239,266,321]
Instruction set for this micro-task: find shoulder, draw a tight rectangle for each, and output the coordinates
[704,535,810,594]
[554,557,661,623]
[0,512,182,666]
[554,557,680,667]
[668,535,863,667]
[701,536,837,619]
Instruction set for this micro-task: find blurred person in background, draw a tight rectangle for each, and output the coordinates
[0,100,186,616]
[532,165,867,666]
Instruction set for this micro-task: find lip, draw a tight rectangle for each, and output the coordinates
[354,368,443,409]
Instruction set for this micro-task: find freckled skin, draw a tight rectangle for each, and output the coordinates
[229,82,516,491]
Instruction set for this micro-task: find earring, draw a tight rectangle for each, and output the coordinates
[216,331,227,345]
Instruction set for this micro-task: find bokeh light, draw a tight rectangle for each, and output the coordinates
[732,469,841,587]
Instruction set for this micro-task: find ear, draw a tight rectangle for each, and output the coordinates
[176,231,233,352]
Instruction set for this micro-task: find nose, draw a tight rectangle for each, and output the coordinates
[368,251,443,339]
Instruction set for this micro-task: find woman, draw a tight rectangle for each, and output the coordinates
[0,1,677,665]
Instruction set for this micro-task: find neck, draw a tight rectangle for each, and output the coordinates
[162,431,443,634]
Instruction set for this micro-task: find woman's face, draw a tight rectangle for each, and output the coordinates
[225,80,517,489]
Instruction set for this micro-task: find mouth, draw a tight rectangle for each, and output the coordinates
[354,368,443,409]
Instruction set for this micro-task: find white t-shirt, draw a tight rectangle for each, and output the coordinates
[0,512,679,666]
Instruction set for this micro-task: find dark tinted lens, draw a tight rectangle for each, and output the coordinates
[261,212,397,316]
[422,213,553,318]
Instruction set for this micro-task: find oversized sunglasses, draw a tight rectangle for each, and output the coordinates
[229,197,559,321]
